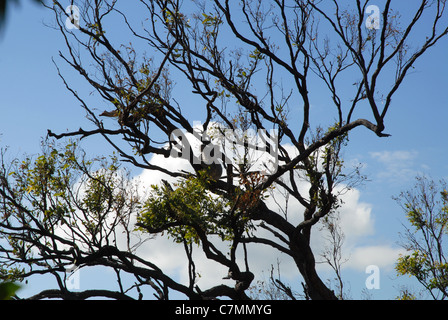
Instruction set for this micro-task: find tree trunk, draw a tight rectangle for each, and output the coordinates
[290,234,338,300]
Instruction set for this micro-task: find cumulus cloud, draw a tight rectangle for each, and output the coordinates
[344,245,405,272]
[337,187,374,240]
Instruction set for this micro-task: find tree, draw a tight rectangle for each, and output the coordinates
[319,211,349,299]
[395,176,448,300]
[1,0,447,300]
[0,142,148,300]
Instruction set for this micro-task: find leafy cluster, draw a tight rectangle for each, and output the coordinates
[138,175,231,244]
[0,142,142,299]
[137,170,266,245]
[395,176,448,299]
[0,282,21,300]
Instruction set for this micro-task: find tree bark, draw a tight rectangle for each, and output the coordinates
[254,201,338,300]
[290,233,337,300]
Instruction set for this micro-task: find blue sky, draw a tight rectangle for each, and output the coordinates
[0,1,447,300]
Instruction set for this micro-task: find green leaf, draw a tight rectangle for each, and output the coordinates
[0,282,21,300]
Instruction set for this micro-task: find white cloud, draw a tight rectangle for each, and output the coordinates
[138,153,193,186]
[369,150,417,164]
[369,150,419,183]
[344,245,405,272]
[311,186,404,275]
[337,187,374,240]
[134,235,192,276]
